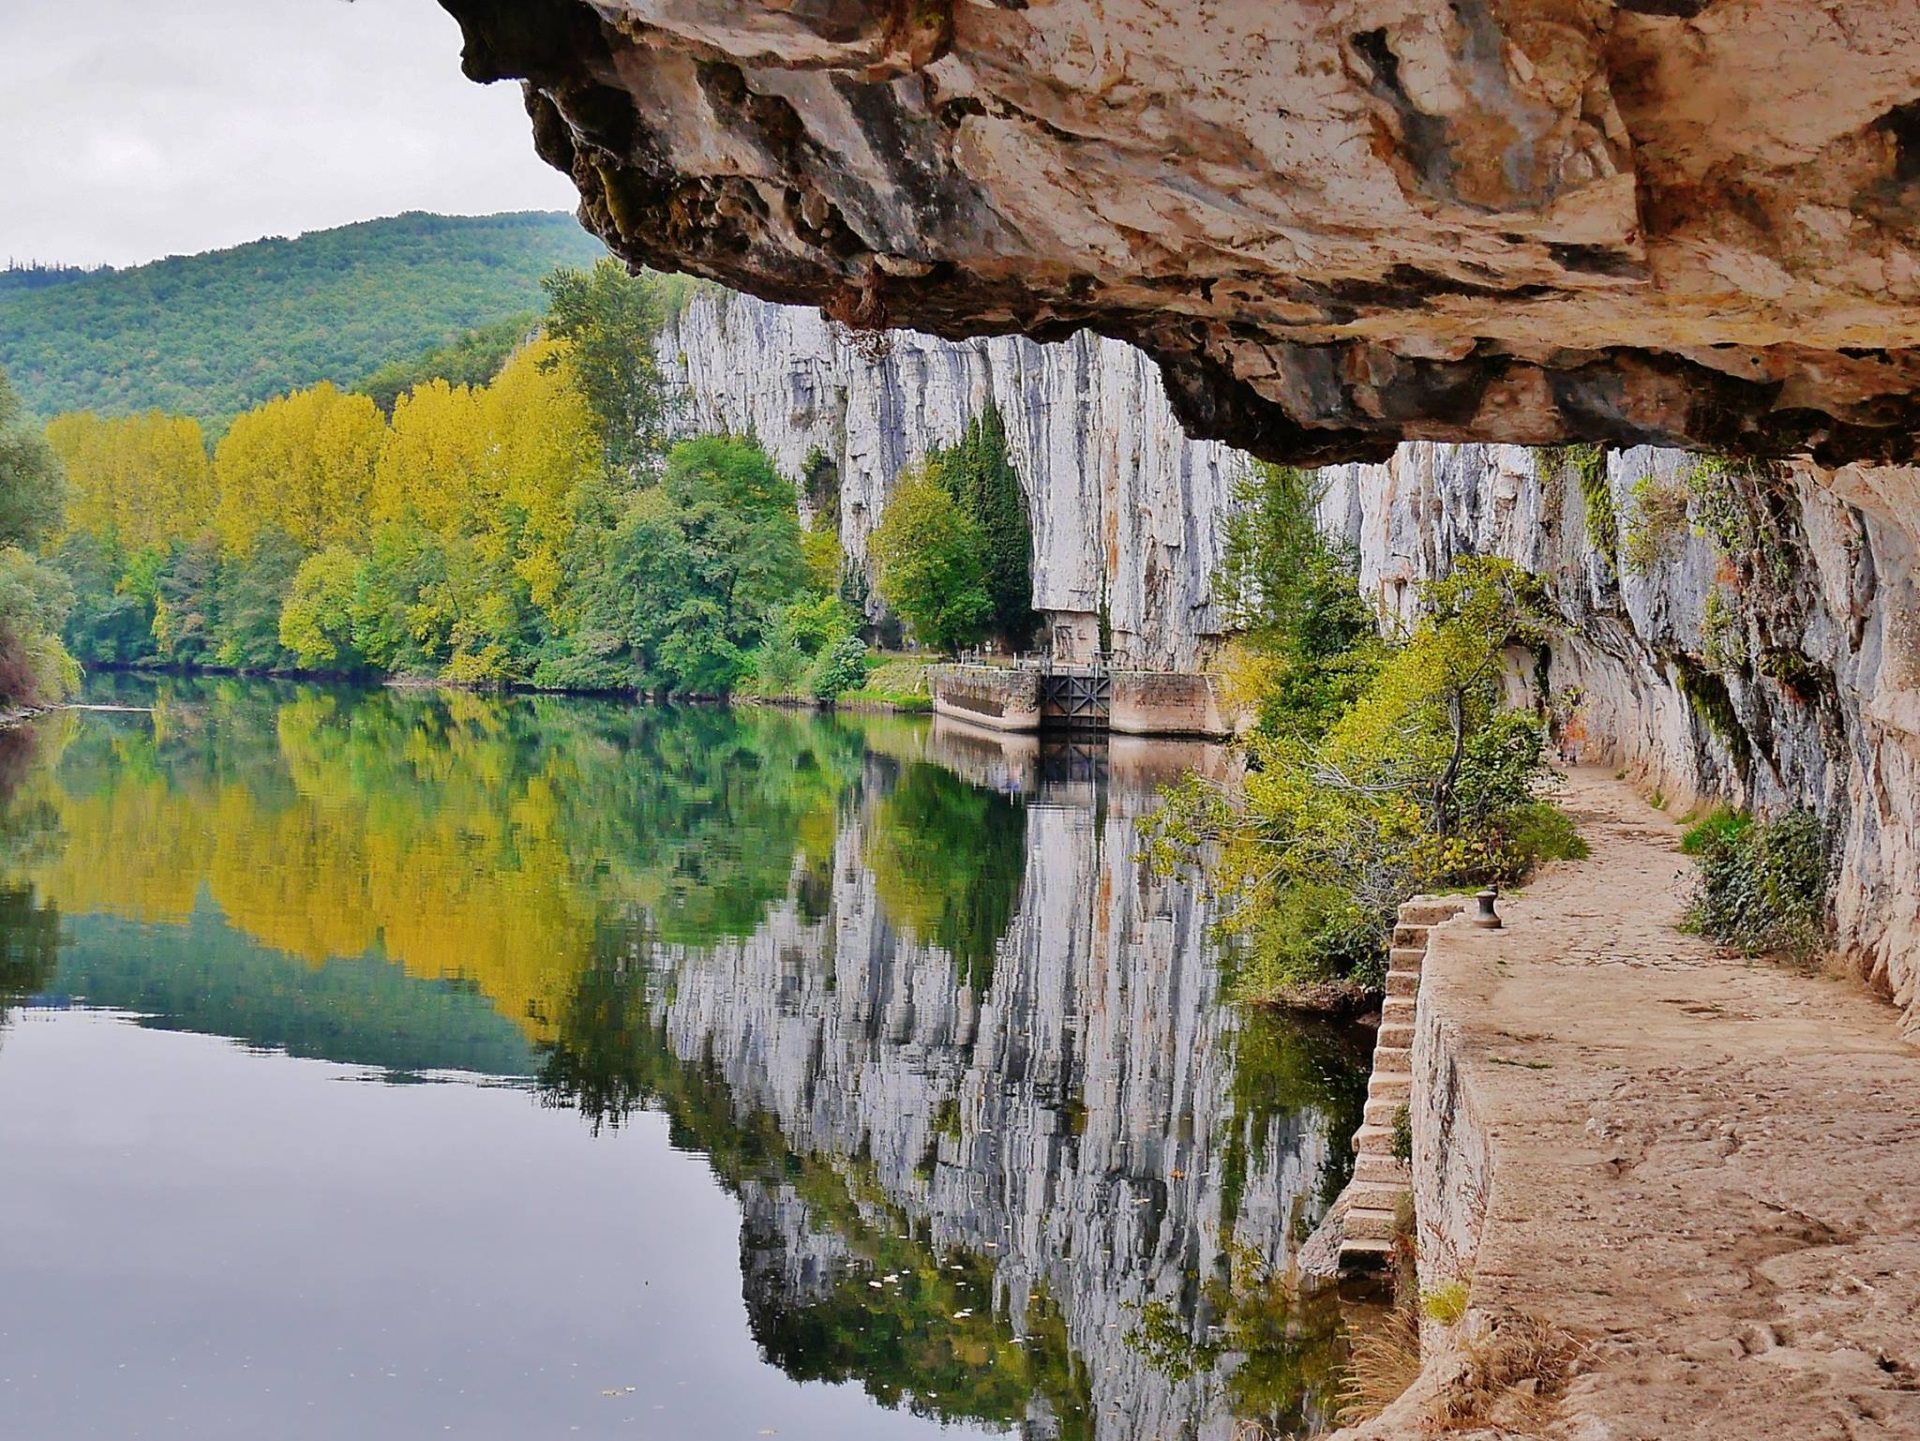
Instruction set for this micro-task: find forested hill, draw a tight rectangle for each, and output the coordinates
[0,211,605,425]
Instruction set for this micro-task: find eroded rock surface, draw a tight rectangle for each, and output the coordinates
[442,0,1920,463]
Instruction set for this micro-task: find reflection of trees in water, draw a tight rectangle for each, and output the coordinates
[0,678,876,1037]
[0,885,58,1034]
[0,724,60,1035]
[534,921,656,1135]
[865,760,1027,991]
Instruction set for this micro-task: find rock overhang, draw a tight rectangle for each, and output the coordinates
[437,0,1920,466]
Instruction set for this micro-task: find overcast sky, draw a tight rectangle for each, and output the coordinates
[0,0,582,269]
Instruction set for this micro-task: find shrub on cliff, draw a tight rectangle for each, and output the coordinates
[1686,808,1827,961]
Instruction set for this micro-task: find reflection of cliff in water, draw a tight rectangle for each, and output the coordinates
[545,729,1368,1439]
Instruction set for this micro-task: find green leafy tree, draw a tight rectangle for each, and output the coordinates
[280,546,366,671]
[1216,462,1382,738]
[0,365,79,706]
[1151,557,1560,998]
[540,258,672,480]
[926,405,1034,648]
[870,468,992,653]
[565,436,809,695]
[0,368,64,549]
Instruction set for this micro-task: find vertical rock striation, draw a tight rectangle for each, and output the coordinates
[662,289,1248,669]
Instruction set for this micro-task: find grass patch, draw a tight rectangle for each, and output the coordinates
[1505,801,1588,863]
[1422,1281,1471,1327]
[1336,1304,1422,1427]
[1425,1311,1583,1433]
[839,657,933,710]
[1390,1104,1413,1165]
[1679,807,1750,856]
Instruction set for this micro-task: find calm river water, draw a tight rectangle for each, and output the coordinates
[0,676,1369,1441]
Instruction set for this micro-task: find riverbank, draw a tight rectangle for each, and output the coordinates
[0,704,50,730]
[64,659,939,716]
[1335,769,1920,1440]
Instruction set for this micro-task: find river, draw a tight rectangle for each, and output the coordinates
[0,676,1370,1440]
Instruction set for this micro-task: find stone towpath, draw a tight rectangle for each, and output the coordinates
[1344,767,1920,1439]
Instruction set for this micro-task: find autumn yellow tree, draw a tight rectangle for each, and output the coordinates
[213,383,387,554]
[45,411,214,549]
[476,339,601,612]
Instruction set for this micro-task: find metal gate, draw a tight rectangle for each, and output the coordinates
[1039,666,1111,728]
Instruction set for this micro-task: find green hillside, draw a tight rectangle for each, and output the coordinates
[0,211,605,425]
[46,901,537,1080]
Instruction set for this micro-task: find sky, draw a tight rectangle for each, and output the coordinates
[0,0,583,269]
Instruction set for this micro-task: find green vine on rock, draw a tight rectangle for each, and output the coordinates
[1543,444,1615,564]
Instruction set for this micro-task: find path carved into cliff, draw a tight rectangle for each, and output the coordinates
[1345,770,1920,1440]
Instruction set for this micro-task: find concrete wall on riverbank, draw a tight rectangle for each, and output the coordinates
[1109,671,1239,738]
[925,665,1044,732]
[928,665,1240,738]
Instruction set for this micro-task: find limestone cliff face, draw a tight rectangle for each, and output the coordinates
[1318,446,1920,1037]
[663,288,1247,668]
[443,0,1920,463]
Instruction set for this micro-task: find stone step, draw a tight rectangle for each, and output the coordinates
[1374,1046,1412,1071]
[1345,1205,1402,1242]
[1381,994,1416,1018]
[1400,898,1465,927]
[1349,1180,1410,1213]
[1377,1022,1414,1050]
[1389,944,1426,966]
[1367,1073,1412,1102]
[1386,971,1421,998]
[1352,1123,1398,1155]
[1362,1096,1407,1128]
[1337,1236,1395,1272]
[1392,927,1429,949]
[1352,1153,1410,1185]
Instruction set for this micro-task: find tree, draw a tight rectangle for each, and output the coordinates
[870,468,991,653]
[280,546,365,670]
[1149,556,1562,999]
[0,547,79,706]
[0,366,79,706]
[927,404,1035,648]
[568,435,809,695]
[214,383,386,555]
[1215,462,1383,738]
[0,368,64,549]
[44,410,211,552]
[540,259,672,481]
